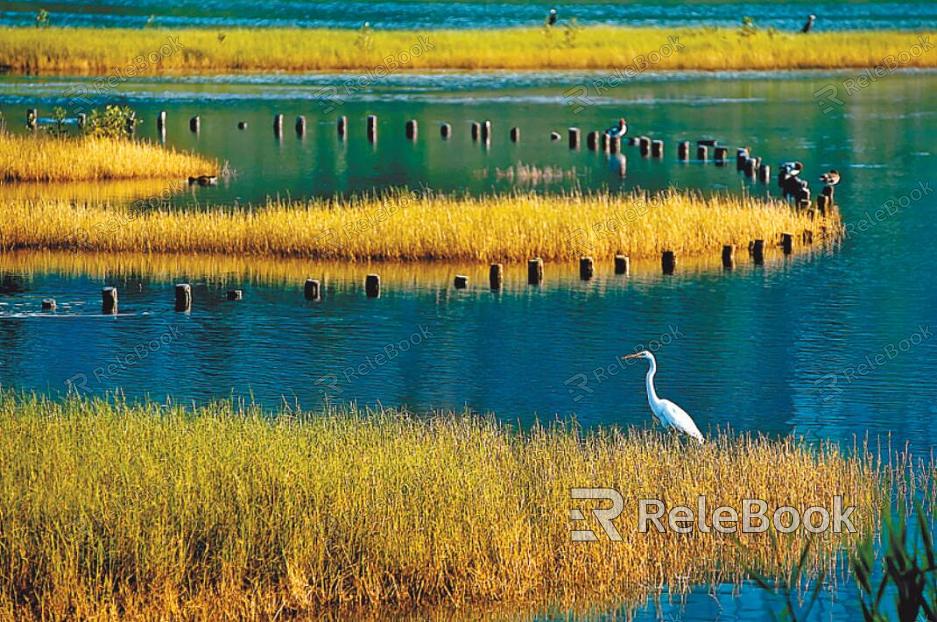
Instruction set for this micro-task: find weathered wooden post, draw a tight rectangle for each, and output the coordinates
[226,289,243,301]
[751,239,765,264]
[454,275,469,289]
[661,251,676,275]
[579,256,594,280]
[600,133,610,152]
[489,263,503,290]
[614,254,630,275]
[367,115,378,142]
[481,120,492,142]
[609,135,621,154]
[156,110,166,131]
[568,127,580,149]
[758,164,771,183]
[781,232,794,255]
[744,158,757,178]
[678,141,690,161]
[817,195,830,214]
[273,113,283,138]
[586,130,599,150]
[304,279,321,301]
[471,122,481,141]
[639,136,651,156]
[697,145,708,161]
[441,123,452,139]
[736,148,749,171]
[26,108,37,130]
[237,121,248,130]
[510,127,520,142]
[722,244,735,269]
[295,115,307,136]
[337,116,347,137]
[405,119,418,140]
[101,287,118,315]
[189,115,200,133]
[77,113,87,129]
[41,298,56,310]
[175,283,192,312]
[550,131,561,141]
[714,147,729,165]
[527,258,544,285]
[365,274,381,298]
[651,140,664,158]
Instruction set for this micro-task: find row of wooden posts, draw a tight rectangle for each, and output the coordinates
[40,238,808,314]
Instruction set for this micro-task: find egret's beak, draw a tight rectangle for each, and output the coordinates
[621,353,642,360]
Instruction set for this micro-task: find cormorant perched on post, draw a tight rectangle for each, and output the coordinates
[546,8,558,26]
[802,14,816,33]
[605,118,628,138]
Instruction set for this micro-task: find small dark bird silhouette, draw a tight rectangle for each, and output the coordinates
[802,14,816,33]
[820,169,840,187]
[547,8,558,26]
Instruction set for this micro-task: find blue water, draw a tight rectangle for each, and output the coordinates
[1,0,936,31]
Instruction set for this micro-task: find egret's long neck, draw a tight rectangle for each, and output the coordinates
[645,358,661,406]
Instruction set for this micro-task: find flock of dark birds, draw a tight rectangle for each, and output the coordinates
[546,7,818,33]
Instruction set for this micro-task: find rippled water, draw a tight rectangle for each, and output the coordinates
[1,68,935,620]
[1,0,936,30]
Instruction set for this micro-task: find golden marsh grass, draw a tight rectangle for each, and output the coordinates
[0,190,840,262]
[0,394,912,620]
[0,26,934,72]
[0,133,215,182]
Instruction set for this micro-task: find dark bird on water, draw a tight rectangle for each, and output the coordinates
[605,118,628,138]
[547,8,558,26]
[802,14,816,33]
[820,169,841,186]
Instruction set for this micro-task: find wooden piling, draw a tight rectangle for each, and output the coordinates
[600,133,610,152]
[454,275,469,289]
[527,258,544,285]
[295,115,307,136]
[367,115,378,142]
[273,114,283,137]
[405,119,418,140]
[751,239,765,264]
[661,251,676,275]
[226,289,243,301]
[489,263,503,290]
[639,136,651,156]
[714,147,729,165]
[365,274,381,298]
[697,145,708,161]
[156,110,166,131]
[304,279,321,301]
[189,115,200,133]
[651,140,664,158]
[678,141,690,161]
[722,244,735,269]
[441,123,452,139]
[481,120,492,142]
[550,131,561,141]
[510,127,520,142]
[337,116,347,137]
[26,109,37,130]
[614,254,630,275]
[781,232,794,255]
[175,283,192,312]
[77,113,87,129]
[817,195,830,214]
[41,298,56,310]
[758,164,771,184]
[237,121,248,130]
[101,287,118,315]
[568,127,580,149]
[609,135,621,154]
[736,148,749,171]
[579,257,594,280]
[586,130,599,150]
[471,122,481,141]
[744,158,757,178]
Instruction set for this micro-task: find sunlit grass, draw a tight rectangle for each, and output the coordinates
[0,394,916,619]
[0,26,934,72]
[0,190,840,262]
[0,133,215,182]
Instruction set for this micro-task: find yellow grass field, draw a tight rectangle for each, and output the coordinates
[0,190,840,262]
[0,133,215,182]
[0,394,913,620]
[0,26,933,73]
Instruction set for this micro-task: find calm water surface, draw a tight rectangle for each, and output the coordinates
[0,69,935,620]
[1,0,935,30]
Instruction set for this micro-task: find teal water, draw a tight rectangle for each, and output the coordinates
[0,69,935,620]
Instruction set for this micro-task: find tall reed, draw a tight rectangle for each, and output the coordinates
[0,394,908,620]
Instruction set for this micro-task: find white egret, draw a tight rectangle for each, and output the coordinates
[622,351,705,444]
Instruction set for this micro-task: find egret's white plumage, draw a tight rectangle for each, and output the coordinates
[623,351,705,444]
